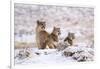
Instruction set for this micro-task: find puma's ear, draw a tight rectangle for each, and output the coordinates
[54,26,56,29]
[58,28,60,30]
[37,20,40,24]
[44,21,46,24]
[68,32,70,35]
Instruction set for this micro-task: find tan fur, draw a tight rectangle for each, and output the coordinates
[36,20,49,49]
[36,20,45,48]
[39,30,49,49]
[64,32,75,46]
[46,27,61,49]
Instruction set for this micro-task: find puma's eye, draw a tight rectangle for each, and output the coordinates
[42,23,45,25]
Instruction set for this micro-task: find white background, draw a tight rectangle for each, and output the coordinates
[0,0,99,69]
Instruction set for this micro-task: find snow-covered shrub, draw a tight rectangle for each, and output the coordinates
[62,46,94,62]
[62,46,79,57]
[15,49,31,59]
[57,42,68,51]
[72,51,93,62]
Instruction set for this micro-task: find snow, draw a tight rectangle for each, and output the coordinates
[15,48,76,64]
[15,44,94,64]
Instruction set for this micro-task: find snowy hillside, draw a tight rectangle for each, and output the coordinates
[14,3,94,64]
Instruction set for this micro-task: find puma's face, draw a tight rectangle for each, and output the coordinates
[37,20,46,30]
[53,27,61,35]
[68,32,75,39]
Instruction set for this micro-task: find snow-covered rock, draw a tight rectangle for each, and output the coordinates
[15,49,31,59]
[72,51,93,62]
[62,45,94,61]
[57,42,68,51]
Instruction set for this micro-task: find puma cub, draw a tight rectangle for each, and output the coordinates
[46,27,61,49]
[64,32,75,46]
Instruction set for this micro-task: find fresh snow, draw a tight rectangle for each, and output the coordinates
[15,48,76,64]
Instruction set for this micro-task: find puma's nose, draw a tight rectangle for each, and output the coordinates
[58,32,61,35]
[42,26,45,29]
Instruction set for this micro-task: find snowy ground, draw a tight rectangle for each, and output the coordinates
[15,44,94,64]
[15,48,77,64]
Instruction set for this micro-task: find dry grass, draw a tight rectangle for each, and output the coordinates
[14,41,36,49]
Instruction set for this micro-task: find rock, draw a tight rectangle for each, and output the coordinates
[57,42,68,51]
[72,51,93,62]
[63,51,75,57]
[15,50,31,59]
[62,46,94,61]
[35,52,40,55]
